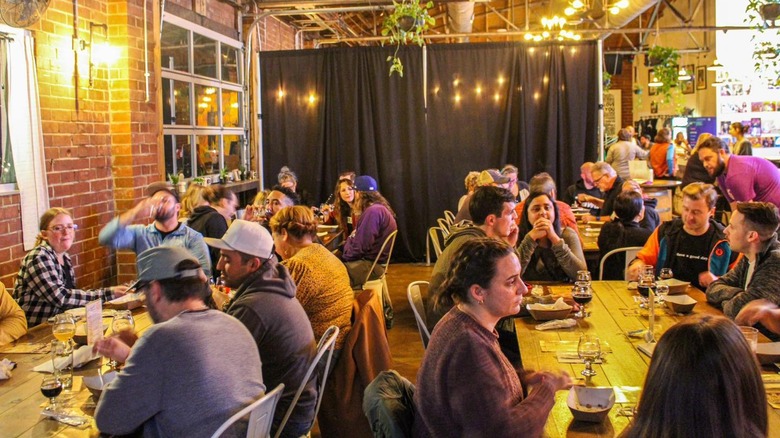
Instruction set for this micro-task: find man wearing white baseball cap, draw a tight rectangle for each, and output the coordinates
[204,220,317,438]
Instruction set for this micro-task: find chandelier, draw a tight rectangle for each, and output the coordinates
[565,0,630,18]
[524,16,582,42]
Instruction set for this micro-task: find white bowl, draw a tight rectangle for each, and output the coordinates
[526,303,572,321]
[567,386,615,423]
[756,342,780,365]
[664,294,697,313]
[659,278,690,295]
[83,371,118,399]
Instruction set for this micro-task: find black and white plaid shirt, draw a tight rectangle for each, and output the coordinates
[13,242,115,326]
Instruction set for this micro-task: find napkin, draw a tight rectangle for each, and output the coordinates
[32,345,100,373]
[0,358,16,380]
[535,318,577,331]
[528,297,571,311]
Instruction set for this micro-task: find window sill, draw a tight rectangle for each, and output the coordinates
[0,183,19,195]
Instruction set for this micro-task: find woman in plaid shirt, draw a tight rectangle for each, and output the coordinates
[13,208,127,326]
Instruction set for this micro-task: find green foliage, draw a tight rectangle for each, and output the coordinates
[602,71,612,91]
[648,46,680,104]
[381,0,435,77]
[219,167,228,179]
[168,173,180,184]
[744,0,780,86]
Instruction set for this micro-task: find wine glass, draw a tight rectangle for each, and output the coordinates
[637,271,656,299]
[659,268,674,281]
[107,311,135,369]
[40,375,63,411]
[656,283,669,305]
[576,270,592,287]
[52,314,75,387]
[572,284,593,318]
[578,334,601,378]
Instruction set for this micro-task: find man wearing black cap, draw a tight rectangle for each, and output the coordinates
[94,246,264,437]
[99,182,211,276]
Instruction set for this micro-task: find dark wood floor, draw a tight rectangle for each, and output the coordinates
[384,263,434,385]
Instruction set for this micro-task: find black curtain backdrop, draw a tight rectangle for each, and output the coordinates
[260,42,599,262]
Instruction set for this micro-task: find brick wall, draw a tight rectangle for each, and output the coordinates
[0,194,23,289]
[257,17,296,51]
[611,59,635,129]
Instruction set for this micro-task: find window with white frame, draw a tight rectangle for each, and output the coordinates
[161,16,245,179]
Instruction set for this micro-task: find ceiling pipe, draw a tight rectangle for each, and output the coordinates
[447,2,475,41]
[315,24,773,45]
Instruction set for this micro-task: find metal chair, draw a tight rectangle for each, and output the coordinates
[599,246,643,280]
[210,383,285,438]
[273,326,340,438]
[357,230,398,327]
[443,210,456,226]
[425,226,445,265]
[407,281,431,349]
[436,218,451,238]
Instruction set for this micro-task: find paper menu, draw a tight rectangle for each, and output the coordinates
[85,299,104,346]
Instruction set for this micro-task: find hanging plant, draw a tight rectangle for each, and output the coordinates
[602,71,612,91]
[745,0,780,86]
[647,46,680,103]
[381,0,436,77]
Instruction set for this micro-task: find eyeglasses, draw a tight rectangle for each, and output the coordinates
[48,224,78,233]
[592,174,606,184]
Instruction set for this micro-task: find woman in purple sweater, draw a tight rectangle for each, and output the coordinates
[414,238,572,437]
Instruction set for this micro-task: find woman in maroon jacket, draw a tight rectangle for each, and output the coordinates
[414,238,572,438]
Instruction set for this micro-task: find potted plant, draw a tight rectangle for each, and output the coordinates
[746,0,780,25]
[602,71,612,91]
[381,0,435,77]
[646,46,680,103]
[745,0,780,85]
[168,173,187,194]
[219,167,228,185]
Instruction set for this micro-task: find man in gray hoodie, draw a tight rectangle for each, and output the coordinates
[205,220,317,438]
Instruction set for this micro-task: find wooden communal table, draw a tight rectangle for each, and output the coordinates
[0,307,152,437]
[641,179,681,222]
[515,281,780,437]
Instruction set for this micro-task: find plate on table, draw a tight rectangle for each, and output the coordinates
[317,225,339,231]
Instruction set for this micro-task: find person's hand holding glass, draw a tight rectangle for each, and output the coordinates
[106,311,135,369]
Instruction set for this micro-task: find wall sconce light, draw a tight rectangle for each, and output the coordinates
[73,22,117,88]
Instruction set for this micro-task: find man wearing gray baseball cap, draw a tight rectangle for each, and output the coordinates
[205,220,317,438]
[94,246,264,437]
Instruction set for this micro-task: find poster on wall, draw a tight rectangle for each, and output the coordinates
[603,90,622,138]
[687,117,718,146]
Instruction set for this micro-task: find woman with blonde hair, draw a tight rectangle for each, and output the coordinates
[179,183,207,221]
[269,206,352,353]
[13,208,126,325]
[623,314,766,437]
[458,171,480,211]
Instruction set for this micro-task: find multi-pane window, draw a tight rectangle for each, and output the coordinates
[161,16,244,179]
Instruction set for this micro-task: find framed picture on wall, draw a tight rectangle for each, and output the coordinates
[648,69,657,96]
[681,64,695,94]
[650,101,659,114]
[696,66,707,89]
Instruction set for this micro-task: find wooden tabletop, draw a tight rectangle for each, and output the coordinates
[577,223,601,254]
[0,308,153,437]
[641,179,682,190]
[515,281,780,437]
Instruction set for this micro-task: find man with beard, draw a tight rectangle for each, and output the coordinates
[93,246,264,437]
[99,182,211,276]
[205,220,317,438]
[697,136,780,210]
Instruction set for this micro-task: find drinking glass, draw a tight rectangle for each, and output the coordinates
[637,272,656,299]
[40,375,63,411]
[572,284,593,318]
[576,270,592,287]
[739,326,759,353]
[50,340,73,389]
[108,311,135,369]
[51,314,75,388]
[578,334,601,378]
[659,268,674,281]
[655,283,669,304]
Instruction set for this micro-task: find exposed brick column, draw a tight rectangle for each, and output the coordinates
[107,0,160,283]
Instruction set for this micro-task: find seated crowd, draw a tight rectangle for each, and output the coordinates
[3,129,780,437]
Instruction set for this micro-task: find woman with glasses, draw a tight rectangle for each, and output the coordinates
[13,208,127,326]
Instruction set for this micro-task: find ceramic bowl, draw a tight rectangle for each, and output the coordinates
[664,294,697,313]
[567,386,615,423]
[756,342,780,365]
[82,371,118,399]
[526,304,572,321]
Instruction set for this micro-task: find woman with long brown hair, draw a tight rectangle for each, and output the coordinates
[623,314,766,437]
[14,208,127,325]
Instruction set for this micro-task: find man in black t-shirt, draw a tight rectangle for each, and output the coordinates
[581,162,623,221]
[626,183,737,290]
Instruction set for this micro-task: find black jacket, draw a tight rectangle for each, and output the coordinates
[187,205,228,279]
